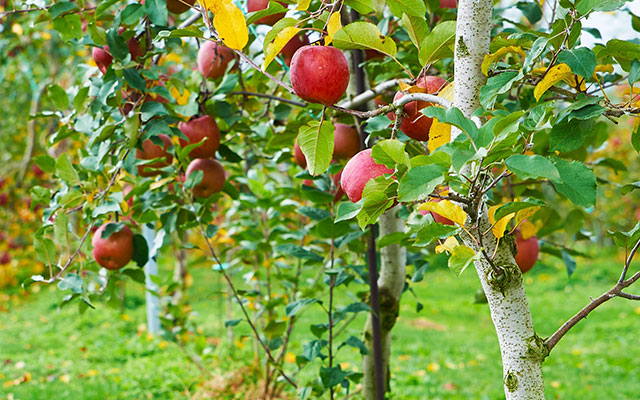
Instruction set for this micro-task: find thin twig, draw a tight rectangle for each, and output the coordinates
[228,91,306,107]
[619,238,640,283]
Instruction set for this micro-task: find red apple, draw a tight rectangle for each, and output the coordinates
[32,164,45,177]
[136,134,173,177]
[92,28,144,74]
[341,149,394,203]
[515,229,539,274]
[178,115,221,159]
[167,0,196,13]
[294,139,307,168]
[419,197,454,225]
[333,169,345,202]
[280,33,309,66]
[197,41,235,80]
[0,193,7,206]
[333,123,361,160]
[91,223,134,270]
[186,158,226,198]
[0,251,10,265]
[247,0,286,25]
[290,46,350,105]
[8,239,20,250]
[365,49,385,60]
[440,0,457,8]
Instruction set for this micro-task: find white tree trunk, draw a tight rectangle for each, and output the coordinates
[454,1,546,398]
[362,206,407,398]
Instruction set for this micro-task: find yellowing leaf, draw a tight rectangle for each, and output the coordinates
[262,26,300,69]
[325,12,342,46]
[439,82,454,101]
[296,0,311,10]
[514,206,541,228]
[170,86,191,105]
[419,200,467,226]
[481,46,526,75]
[518,220,538,239]
[435,236,459,253]
[150,177,173,191]
[594,64,613,74]
[488,204,515,239]
[533,63,573,101]
[428,118,451,152]
[563,74,586,91]
[199,0,248,50]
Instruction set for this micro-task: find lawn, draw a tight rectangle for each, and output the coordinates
[1,247,639,399]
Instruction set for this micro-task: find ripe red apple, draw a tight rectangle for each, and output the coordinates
[247,0,286,25]
[178,115,220,159]
[186,158,226,198]
[197,41,235,80]
[332,169,345,202]
[341,149,394,203]
[0,251,10,265]
[440,0,457,8]
[290,46,350,105]
[0,193,8,206]
[333,123,361,160]
[167,0,196,13]
[280,33,309,66]
[92,223,134,270]
[515,229,539,274]
[294,139,307,168]
[419,197,454,225]
[389,76,448,142]
[92,28,144,74]
[136,134,173,177]
[32,164,45,177]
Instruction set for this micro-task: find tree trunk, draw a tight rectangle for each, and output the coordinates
[454,1,546,398]
[362,206,407,398]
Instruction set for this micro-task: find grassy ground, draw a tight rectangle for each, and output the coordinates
[1,247,639,399]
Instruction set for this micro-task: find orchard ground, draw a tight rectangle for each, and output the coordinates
[1,247,638,399]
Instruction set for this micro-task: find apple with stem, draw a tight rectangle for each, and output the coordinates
[92,223,134,270]
[136,134,173,177]
[290,46,350,105]
[514,229,539,274]
[186,158,226,198]
[197,41,235,80]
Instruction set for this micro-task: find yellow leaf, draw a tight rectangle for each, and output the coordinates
[594,64,613,74]
[562,74,586,91]
[439,82,454,101]
[428,118,451,152]
[518,220,538,239]
[170,86,191,105]
[262,26,300,69]
[325,12,342,46]
[533,63,573,101]
[488,204,514,239]
[435,236,459,254]
[86,369,99,377]
[199,0,248,50]
[514,206,540,228]
[481,46,526,75]
[419,200,467,226]
[158,340,169,349]
[11,23,23,36]
[634,118,640,134]
[150,177,173,190]
[120,200,129,214]
[296,0,311,10]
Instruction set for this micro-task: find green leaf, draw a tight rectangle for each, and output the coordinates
[340,336,369,355]
[335,201,363,222]
[505,155,560,181]
[158,26,204,38]
[184,170,203,189]
[550,159,596,207]
[225,319,243,327]
[54,213,70,252]
[285,298,318,317]
[34,155,56,173]
[401,14,429,51]
[264,320,287,339]
[397,164,445,202]
[418,21,456,66]
[421,106,479,140]
[576,0,632,15]
[341,301,372,313]
[523,37,548,73]
[479,71,522,109]
[414,223,459,247]
[56,154,81,186]
[557,48,596,79]
[298,121,334,176]
[448,245,478,277]
[276,244,324,261]
[246,2,287,25]
[299,206,331,221]
[320,366,349,389]
[357,192,394,229]
[345,0,375,14]
[629,59,640,87]
[371,139,409,169]
[621,181,640,195]
[34,237,57,266]
[30,186,50,208]
[106,28,129,61]
[123,69,147,93]
[597,39,640,71]
[632,119,640,153]
[52,14,83,42]
[386,0,426,18]
[122,268,146,283]
[332,22,397,57]
[48,1,79,18]
[494,199,546,221]
[378,232,406,248]
[132,234,149,268]
[549,118,595,152]
[145,0,168,26]
[57,273,84,294]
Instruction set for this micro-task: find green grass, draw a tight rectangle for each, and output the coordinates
[1,249,639,399]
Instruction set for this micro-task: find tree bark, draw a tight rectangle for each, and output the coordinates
[454,1,546,398]
[362,206,407,398]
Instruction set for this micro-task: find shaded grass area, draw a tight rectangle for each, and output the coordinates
[1,248,639,399]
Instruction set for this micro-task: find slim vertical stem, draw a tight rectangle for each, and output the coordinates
[367,225,385,399]
[328,237,336,400]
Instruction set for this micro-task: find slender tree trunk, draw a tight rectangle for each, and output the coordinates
[362,206,407,398]
[454,1,546,398]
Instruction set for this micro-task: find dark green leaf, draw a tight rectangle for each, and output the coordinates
[285,298,318,317]
[276,244,323,261]
[145,0,168,26]
[550,158,597,207]
[505,155,560,181]
[557,48,596,79]
[397,164,445,202]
